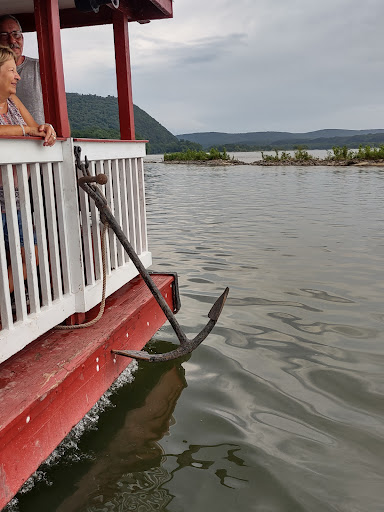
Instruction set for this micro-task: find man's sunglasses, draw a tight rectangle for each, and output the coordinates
[0,31,23,41]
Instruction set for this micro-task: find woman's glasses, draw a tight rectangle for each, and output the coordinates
[0,31,23,41]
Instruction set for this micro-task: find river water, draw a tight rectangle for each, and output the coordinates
[7,156,384,512]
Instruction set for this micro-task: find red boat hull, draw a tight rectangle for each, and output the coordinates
[0,273,175,509]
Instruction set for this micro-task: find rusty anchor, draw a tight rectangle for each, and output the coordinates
[74,146,229,362]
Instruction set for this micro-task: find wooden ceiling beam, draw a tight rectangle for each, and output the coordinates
[148,0,172,16]
[16,0,172,32]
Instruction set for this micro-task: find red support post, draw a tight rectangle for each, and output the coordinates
[34,0,70,138]
[113,10,135,141]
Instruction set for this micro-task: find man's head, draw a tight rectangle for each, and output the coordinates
[0,15,23,65]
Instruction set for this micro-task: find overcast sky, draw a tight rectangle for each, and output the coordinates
[25,0,384,135]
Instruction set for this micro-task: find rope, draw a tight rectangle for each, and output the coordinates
[56,222,108,330]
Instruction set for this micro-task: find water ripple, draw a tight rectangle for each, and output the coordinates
[144,164,384,511]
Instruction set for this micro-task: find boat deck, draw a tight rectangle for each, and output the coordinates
[0,273,175,508]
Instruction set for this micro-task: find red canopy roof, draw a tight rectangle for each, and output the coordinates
[2,0,173,31]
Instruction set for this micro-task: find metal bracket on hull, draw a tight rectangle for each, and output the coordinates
[149,271,181,314]
[74,146,229,362]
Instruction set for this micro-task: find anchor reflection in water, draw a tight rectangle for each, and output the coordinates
[54,350,247,512]
[56,355,186,511]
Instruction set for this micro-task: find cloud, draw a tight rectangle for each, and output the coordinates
[22,0,384,134]
[61,26,117,95]
[130,32,247,71]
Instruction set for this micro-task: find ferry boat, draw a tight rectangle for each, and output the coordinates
[0,0,227,508]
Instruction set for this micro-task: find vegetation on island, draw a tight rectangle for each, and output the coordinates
[329,145,384,161]
[261,146,312,162]
[260,145,384,165]
[164,147,231,162]
[162,144,384,165]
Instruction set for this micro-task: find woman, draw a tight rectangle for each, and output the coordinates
[0,45,56,142]
[0,45,56,295]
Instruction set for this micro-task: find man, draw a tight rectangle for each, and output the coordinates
[0,14,44,125]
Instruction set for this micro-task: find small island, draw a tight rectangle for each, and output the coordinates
[163,147,242,165]
[163,145,384,166]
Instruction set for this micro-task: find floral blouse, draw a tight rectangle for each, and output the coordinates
[0,98,26,126]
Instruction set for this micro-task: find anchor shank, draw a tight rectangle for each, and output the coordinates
[79,181,188,345]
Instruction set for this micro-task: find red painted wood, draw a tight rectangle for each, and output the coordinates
[0,274,175,509]
[18,0,173,32]
[113,10,135,141]
[148,0,173,17]
[34,0,71,138]
[65,312,86,325]
[17,9,112,33]
[58,7,114,30]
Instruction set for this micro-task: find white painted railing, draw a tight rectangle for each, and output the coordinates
[74,140,150,312]
[0,138,150,364]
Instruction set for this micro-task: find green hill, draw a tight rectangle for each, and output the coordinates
[66,93,199,154]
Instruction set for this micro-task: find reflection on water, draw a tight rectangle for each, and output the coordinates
[8,161,384,512]
[11,345,187,512]
[55,357,186,512]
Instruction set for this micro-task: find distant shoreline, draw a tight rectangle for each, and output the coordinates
[162,158,384,167]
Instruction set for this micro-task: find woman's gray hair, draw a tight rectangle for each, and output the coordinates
[0,45,17,67]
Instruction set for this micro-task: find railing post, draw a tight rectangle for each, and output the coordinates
[34,0,71,137]
[60,139,86,311]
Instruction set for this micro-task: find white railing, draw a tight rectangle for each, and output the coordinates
[74,140,150,312]
[0,138,150,364]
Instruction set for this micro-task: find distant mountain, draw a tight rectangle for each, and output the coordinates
[261,132,384,151]
[66,93,195,154]
[177,129,384,149]
[66,94,384,154]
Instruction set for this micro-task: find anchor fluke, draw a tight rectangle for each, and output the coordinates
[112,349,154,361]
[208,287,229,321]
[112,288,229,362]
[112,347,186,363]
